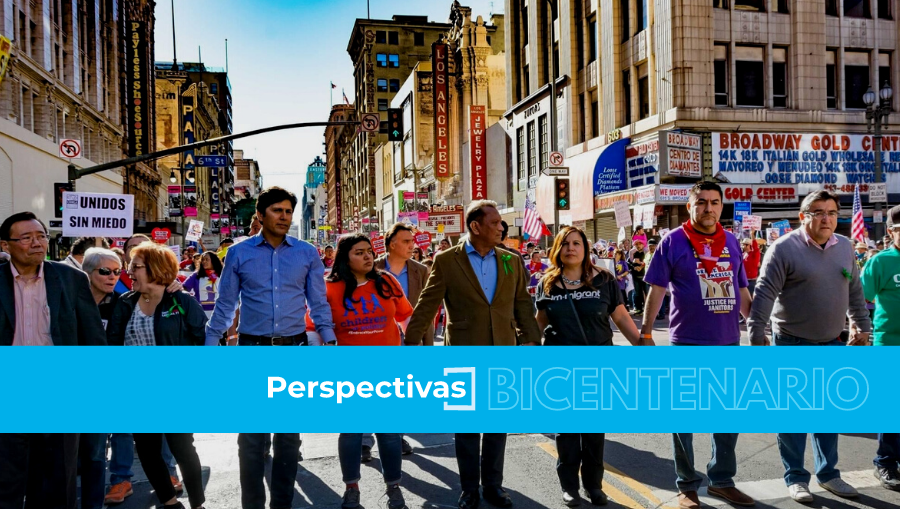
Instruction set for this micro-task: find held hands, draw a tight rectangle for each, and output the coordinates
[848,325,871,346]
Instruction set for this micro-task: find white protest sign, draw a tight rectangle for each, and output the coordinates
[743,215,762,230]
[186,220,204,241]
[641,205,655,229]
[169,244,181,259]
[614,201,632,228]
[62,192,134,237]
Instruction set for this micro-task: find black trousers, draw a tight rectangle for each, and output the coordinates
[455,433,507,492]
[555,433,605,493]
[133,433,205,508]
[632,278,646,312]
[238,433,300,509]
[0,433,78,509]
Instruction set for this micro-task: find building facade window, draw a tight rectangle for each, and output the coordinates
[414,32,425,46]
[826,0,839,15]
[577,93,586,143]
[637,0,648,32]
[826,50,837,109]
[735,46,765,107]
[378,98,388,111]
[879,0,892,18]
[591,91,600,137]
[377,53,387,67]
[388,31,399,45]
[621,0,630,42]
[388,54,400,67]
[389,79,400,92]
[576,3,585,69]
[539,114,549,173]
[376,31,386,44]
[377,79,388,92]
[623,70,632,124]
[715,45,729,106]
[523,64,530,94]
[773,47,788,108]
[845,0,871,18]
[879,52,892,106]
[638,72,650,119]
[528,121,537,181]
[845,52,871,109]
[589,17,598,63]
[734,0,764,11]
[517,126,526,182]
[713,0,730,8]
[776,0,790,13]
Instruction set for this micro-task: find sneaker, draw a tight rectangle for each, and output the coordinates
[562,491,582,507]
[788,483,813,503]
[104,481,134,505]
[401,438,413,455]
[874,466,900,491]
[385,484,409,509]
[361,445,373,463]
[342,487,361,509]
[818,477,858,498]
[171,475,184,494]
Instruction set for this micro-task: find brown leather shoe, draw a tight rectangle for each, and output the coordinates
[678,491,700,509]
[707,486,755,507]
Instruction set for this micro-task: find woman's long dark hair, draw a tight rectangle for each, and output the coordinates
[328,233,403,309]
[542,226,612,294]
[195,252,223,278]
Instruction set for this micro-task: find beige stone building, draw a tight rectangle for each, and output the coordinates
[507,0,900,242]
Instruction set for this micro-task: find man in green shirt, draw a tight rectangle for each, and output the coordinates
[861,204,900,346]
[860,205,900,492]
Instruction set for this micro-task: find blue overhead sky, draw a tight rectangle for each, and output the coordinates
[154,0,499,203]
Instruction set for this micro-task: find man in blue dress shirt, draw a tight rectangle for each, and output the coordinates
[205,186,335,509]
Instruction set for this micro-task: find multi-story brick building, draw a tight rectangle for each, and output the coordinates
[507,0,900,242]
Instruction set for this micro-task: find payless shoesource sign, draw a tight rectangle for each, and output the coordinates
[712,132,900,195]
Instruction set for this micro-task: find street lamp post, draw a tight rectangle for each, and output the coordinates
[864,82,893,240]
[548,0,559,237]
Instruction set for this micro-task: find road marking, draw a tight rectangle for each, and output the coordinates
[536,441,650,508]
[650,468,882,507]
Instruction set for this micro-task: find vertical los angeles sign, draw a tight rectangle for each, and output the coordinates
[469,105,487,200]
[433,42,450,180]
[127,21,148,157]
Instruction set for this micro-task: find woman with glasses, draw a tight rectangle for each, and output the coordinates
[82,247,124,329]
[535,226,646,508]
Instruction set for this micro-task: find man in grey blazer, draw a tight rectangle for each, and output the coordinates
[0,211,106,346]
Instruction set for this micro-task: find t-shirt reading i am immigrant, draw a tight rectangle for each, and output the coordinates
[534,272,623,346]
[644,226,748,345]
[318,273,413,346]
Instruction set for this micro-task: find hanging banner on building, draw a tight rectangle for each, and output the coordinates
[0,36,11,89]
[210,213,220,234]
[469,105,488,200]
[184,186,197,217]
[126,21,148,158]
[62,192,134,238]
[659,131,702,178]
[433,42,450,180]
[399,192,430,213]
[335,179,343,233]
[183,96,195,170]
[625,137,659,188]
[593,139,630,212]
[712,132,900,194]
[168,186,182,217]
[221,217,231,236]
[656,184,693,203]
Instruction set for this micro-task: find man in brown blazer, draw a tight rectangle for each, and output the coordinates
[405,201,540,509]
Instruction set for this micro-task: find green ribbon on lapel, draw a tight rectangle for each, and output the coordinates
[501,253,513,275]
[841,267,852,281]
[168,300,185,315]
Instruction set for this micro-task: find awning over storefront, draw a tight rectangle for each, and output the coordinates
[536,138,630,224]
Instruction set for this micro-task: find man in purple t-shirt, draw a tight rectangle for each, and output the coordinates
[640,181,754,509]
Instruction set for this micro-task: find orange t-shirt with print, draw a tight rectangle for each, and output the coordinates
[312,273,413,346]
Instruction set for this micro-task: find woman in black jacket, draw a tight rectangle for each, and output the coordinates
[105,241,207,509]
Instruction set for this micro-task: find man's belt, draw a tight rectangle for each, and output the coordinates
[239,333,308,346]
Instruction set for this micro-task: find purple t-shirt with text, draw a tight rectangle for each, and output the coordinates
[644,226,748,345]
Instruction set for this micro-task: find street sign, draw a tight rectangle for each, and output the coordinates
[59,139,82,159]
[870,183,888,203]
[541,166,569,177]
[360,113,381,133]
[195,155,226,167]
[549,151,564,167]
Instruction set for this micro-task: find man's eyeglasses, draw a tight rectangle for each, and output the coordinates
[6,234,49,245]
[805,210,840,220]
[96,267,122,276]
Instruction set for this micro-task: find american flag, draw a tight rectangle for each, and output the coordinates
[852,184,867,243]
[523,191,550,242]
[342,89,351,106]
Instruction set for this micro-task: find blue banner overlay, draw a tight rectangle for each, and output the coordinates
[1,347,895,432]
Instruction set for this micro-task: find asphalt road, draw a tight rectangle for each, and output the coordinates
[109,433,900,509]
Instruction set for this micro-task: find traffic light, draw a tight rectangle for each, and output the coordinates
[54,183,73,218]
[555,178,570,210]
[387,108,403,141]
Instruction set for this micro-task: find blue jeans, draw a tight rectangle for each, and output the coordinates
[79,434,107,509]
[672,433,738,492]
[875,433,900,470]
[108,433,178,484]
[776,433,841,485]
[339,433,403,485]
[773,332,846,346]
